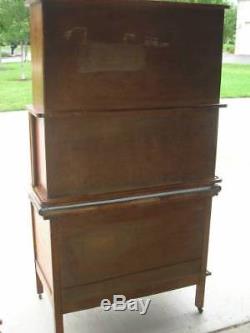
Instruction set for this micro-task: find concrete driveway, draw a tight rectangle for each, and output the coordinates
[223,54,250,65]
[0,99,250,333]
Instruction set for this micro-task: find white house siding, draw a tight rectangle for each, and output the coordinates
[235,0,250,55]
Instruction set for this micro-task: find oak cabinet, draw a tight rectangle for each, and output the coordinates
[28,1,226,332]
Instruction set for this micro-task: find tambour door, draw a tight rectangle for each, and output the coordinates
[41,1,224,112]
[56,195,211,288]
[42,108,219,199]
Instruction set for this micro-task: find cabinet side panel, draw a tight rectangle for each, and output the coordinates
[33,207,53,292]
[30,3,45,114]
[30,114,48,192]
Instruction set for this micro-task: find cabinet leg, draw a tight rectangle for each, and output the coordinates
[35,270,44,299]
[54,312,64,333]
[195,279,206,313]
[50,221,64,333]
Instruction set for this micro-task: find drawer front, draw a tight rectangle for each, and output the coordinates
[57,195,211,288]
[44,3,224,112]
[45,108,218,198]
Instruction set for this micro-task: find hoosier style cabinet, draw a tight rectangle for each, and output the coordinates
[28,0,227,332]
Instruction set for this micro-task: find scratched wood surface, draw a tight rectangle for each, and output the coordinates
[28,1,225,332]
[41,108,219,199]
[31,2,224,114]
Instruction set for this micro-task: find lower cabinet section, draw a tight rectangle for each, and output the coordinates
[31,188,215,326]
[57,196,209,288]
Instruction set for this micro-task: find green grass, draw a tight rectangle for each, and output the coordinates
[0,62,32,112]
[0,62,250,112]
[221,64,250,98]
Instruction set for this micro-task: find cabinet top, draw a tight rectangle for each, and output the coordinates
[27,0,228,10]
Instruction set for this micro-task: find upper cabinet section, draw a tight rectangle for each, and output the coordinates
[29,1,226,114]
[27,0,228,10]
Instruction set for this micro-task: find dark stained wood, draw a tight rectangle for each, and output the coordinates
[195,198,213,311]
[28,0,225,332]
[41,2,224,113]
[30,204,44,296]
[62,260,200,313]
[27,0,228,11]
[45,108,219,198]
[57,196,210,288]
[29,114,48,193]
[36,261,53,297]
[29,3,45,114]
[29,107,220,199]
[30,182,221,219]
[50,221,64,333]
[32,207,53,291]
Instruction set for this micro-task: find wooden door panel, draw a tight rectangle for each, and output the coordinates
[57,196,211,288]
[44,3,224,111]
[45,108,218,198]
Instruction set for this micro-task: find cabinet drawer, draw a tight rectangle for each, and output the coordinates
[56,195,211,288]
[44,108,218,198]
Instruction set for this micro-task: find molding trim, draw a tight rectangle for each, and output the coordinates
[30,184,221,218]
[27,104,227,119]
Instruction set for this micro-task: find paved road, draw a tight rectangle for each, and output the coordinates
[1,54,31,63]
[223,53,250,64]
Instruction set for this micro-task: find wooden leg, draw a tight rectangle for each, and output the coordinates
[35,270,44,299]
[51,221,64,333]
[54,311,64,333]
[31,204,43,299]
[195,200,213,314]
[195,277,206,313]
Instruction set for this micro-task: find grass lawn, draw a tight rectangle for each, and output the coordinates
[0,62,32,112]
[220,64,250,98]
[0,62,250,112]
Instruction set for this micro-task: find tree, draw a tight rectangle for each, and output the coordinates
[0,4,6,65]
[0,30,4,65]
[224,5,237,46]
[0,0,29,77]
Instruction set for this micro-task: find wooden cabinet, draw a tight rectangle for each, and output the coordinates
[28,1,227,332]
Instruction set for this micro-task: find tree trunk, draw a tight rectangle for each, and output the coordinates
[20,42,26,80]
[0,46,2,66]
[11,45,14,55]
[24,42,28,62]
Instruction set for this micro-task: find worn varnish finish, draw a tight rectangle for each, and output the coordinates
[31,107,220,199]
[28,1,226,332]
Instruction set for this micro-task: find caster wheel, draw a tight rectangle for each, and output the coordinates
[38,294,43,300]
[198,307,203,314]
